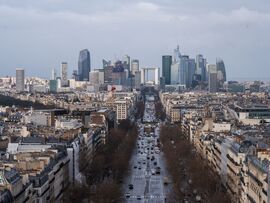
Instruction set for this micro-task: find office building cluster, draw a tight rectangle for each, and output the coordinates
[160,91,270,202]
[162,46,227,92]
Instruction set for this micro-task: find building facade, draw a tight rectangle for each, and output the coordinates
[16,68,25,92]
[78,49,91,81]
[162,55,172,85]
[61,62,68,87]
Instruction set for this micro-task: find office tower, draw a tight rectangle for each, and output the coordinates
[216,58,226,82]
[134,71,141,89]
[61,62,68,87]
[159,77,165,91]
[209,72,218,93]
[186,58,196,88]
[78,49,91,81]
[170,45,182,85]
[72,70,79,81]
[104,66,114,83]
[98,70,104,85]
[131,59,139,76]
[196,54,207,81]
[122,55,131,73]
[102,59,111,68]
[171,62,180,84]
[206,64,218,92]
[51,68,57,80]
[56,77,61,89]
[179,55,189,86]
[162,55,172,85]
[49,80,57,93]
[16,68,25,92]
[173,45,181,63]
[112,61,126,85]
[89,71,99,85]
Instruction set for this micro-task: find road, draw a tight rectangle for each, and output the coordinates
[123,98,171,203]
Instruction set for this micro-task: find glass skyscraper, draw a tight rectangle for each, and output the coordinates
[196,54,207,81]
[162,55,172,85]
[78,49,91,81]
[16,68,25,92]
[216,58,226,82]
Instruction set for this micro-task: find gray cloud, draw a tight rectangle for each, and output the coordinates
[0,0,270,80]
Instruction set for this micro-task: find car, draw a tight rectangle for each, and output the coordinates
[128,184,133,190]
[136,195,142,200]
[134,165,137,169]
[125,193,131,198]
[138,166,141,170]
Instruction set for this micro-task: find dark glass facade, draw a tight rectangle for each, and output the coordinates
[162,55,172,85]
[78,49,91,81]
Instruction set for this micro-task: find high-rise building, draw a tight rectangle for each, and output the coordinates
[196,54,207,81]
[131,59,139,76]
[186,58,196,88]
[209,72,218,93]
[171,46,182,85]
[49,80,57,93]
[78,49,91,81]
[72,70,79,81]
[134,71,141,89]
[173,45,181,63]
[171,62,180,84]
[61,62,68,87]
[102,59,111,68]
[207,64,218,92]
[162,55,172,85]
[51,68,57,80]
[122,55,131,74]
[89,71,99,85]
[179,55,189,86]
[16,68,25,92]
[216,58,226,83]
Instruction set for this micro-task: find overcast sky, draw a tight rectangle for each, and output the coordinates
[0,0,270,80]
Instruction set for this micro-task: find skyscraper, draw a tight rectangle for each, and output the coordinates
[209,72,218,93]
[162,55,172,85]
[196,54,207,81]
[134,71,141,89]
[170,45,182,85]
[51,68,57,80]
[122,55,131,76]
[216,58,226,83]
[89,71,99,85]
[207,64,218,92]
[187,58,196,88]
[173,45,181,63]
[179,55,189,86]
[131,59,139,75]
[61,62,68,87]
[171,62,180,84]
[78,49,91,81]
[16,68,25,92]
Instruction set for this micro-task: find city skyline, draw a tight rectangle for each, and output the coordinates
[0,1,270,80]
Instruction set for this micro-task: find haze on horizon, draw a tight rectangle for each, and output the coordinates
[0,0,270,80]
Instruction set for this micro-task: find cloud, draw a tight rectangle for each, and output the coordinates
[0,1,270,79]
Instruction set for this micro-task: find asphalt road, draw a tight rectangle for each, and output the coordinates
[123,100,171,203]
